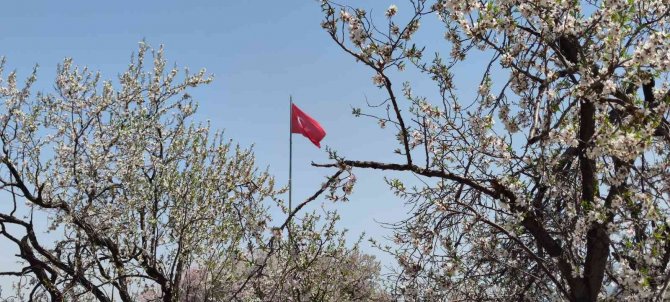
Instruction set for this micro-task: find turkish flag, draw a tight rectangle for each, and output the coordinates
[291,104,326,148]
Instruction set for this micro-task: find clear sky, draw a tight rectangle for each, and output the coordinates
[0,0,490,291]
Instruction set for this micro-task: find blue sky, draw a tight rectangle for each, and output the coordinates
[0,0,491,289]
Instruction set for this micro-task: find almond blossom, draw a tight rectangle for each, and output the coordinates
[319,0,670,300]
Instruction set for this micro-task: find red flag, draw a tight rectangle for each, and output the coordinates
[291,104,326,148]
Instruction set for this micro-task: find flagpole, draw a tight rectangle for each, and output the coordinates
[288,95,293,247]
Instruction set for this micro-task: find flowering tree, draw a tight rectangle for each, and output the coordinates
[0,44,385,301]
[141,236,390,302]
[318,0,670,300]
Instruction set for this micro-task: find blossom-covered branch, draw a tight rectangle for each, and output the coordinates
[318,0,670,300]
